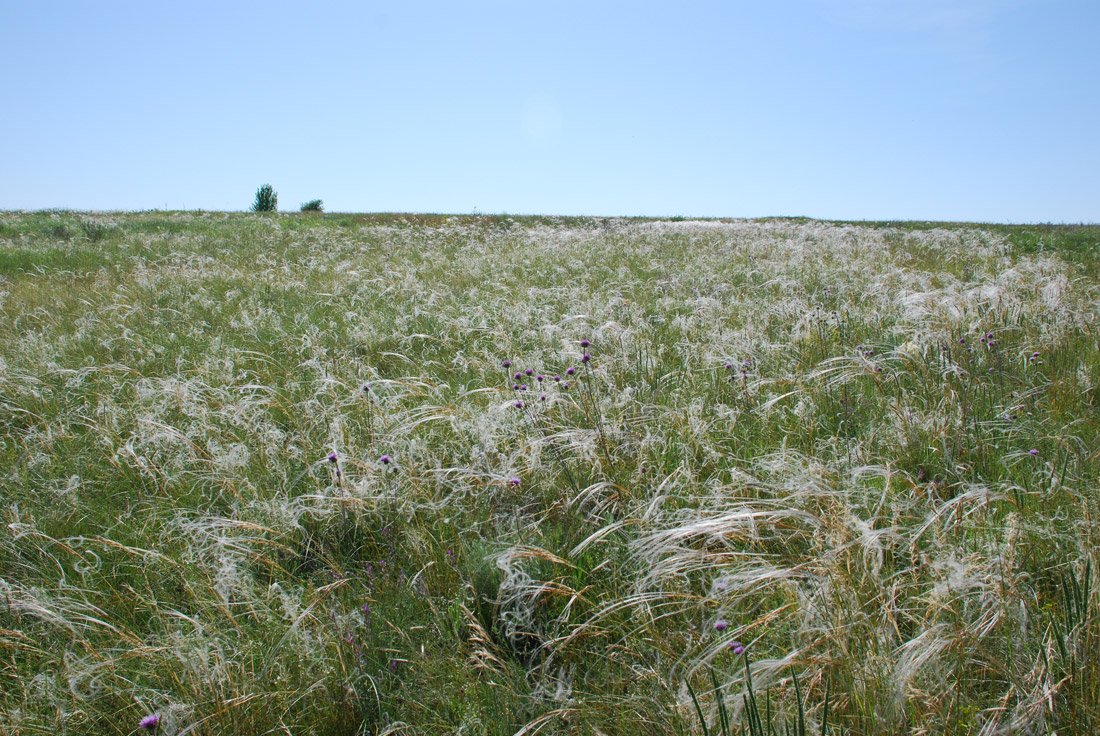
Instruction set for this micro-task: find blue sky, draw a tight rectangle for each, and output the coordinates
[2,0,1098,221]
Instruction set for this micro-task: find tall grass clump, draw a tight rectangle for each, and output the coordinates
[0,209,1097,734]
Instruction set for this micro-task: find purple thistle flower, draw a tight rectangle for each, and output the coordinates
[328,453,338,464]
[509,477,521,486]
[714,619,728,632]
[514,372,522,380]
[553,374,561,382]
[566,367,576,376]
[1032,351,1040,357]
[502,359,512,368]
[525,368,534,376]
[582,353,591,363]
[380,454,392,464]
[562,382,569,390]
[539,393,546,401]
[514,400,524,408]
[728,641,745,655]
[513,383,520,390]
[1028,449,1039,456]
[536,374,544,382]
[725,362,733,370]
[139,714,160,731]
[362,383,370,393]
[580,339,591,348]
[389,660,399,674]
[520,384,527,391]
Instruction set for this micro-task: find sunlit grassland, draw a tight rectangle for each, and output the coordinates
[1,210,1098,735]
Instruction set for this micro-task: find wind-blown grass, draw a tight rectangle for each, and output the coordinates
[1,210,1097,735]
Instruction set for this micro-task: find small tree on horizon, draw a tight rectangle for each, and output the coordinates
[300,199,324,212]
[251,184,278,212]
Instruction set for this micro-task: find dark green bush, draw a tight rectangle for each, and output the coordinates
[251,184,278,212]
[300,199,324,212]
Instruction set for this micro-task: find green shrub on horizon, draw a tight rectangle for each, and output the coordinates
[300,199,324,212]
[251,184,278,212]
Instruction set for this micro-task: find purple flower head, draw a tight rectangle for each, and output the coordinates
[728,641,745,655]
[987,332,995,339]
[509,477,521,486]
[582,353,591,363]
[520,384,527,391]
[566,367,576,376]
[539,393,547,401]
[959,338,966,344]
[139,714,160,731]
[725,362,733,370]
[514,400,524,408]
[1028,448,1039,456]
[525,368,534,376]
[362,383,371,393]
[380,454,392,464]
[514,372,522,380]
[536,374,544,382]
[513,383,520,390]
[562,382,569,390]
[580,339,591,348]
[501,359,512,368]
[389,660,399,674]
[1032,351,1040,357]
[553,374,561,382]
[714,619,729,632]
[328,453,338,464]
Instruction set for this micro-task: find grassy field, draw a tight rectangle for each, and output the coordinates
[1,211,1098,735]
